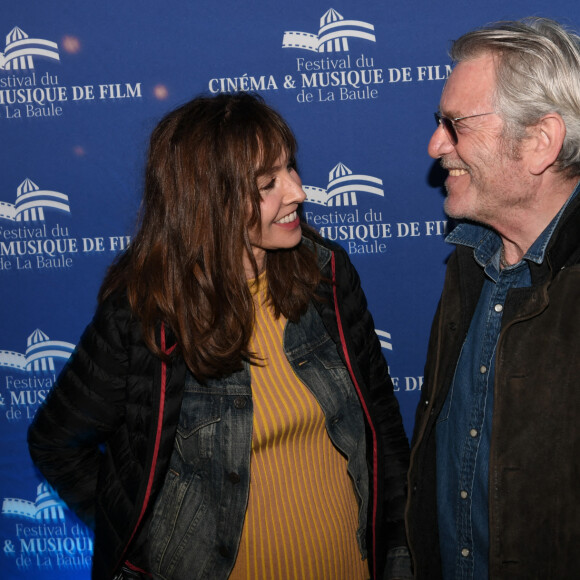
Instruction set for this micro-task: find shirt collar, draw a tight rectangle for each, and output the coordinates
[445,180,580,266]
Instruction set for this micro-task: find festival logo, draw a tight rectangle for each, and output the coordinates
[0,26,143,120]
[208,7,451,103]
[302,161,448,255]
[302,162,384,207]
[302,161,390,255]
[0,329,74,422]
[376,328,392,351]
[0,178,70,222]
[1,483,92,572]
[0,179,131,272]
[372,326,424,394]
[282,8,375,53]
[2,483,66,523]
[0,27,60,71]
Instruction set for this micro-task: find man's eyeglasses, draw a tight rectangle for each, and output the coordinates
[434,111,496,145]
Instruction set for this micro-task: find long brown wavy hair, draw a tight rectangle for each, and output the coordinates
[99,92,322,380]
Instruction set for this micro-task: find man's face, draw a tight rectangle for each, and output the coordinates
[428,53,534,226]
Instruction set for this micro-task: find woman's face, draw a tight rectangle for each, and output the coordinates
[244,153,306,277]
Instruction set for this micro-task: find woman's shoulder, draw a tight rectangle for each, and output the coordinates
[303,231,349,272]
[83,289,142,351]
[94,289,133,324]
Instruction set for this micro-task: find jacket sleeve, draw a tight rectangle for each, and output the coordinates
[27,297,131,529]
[332,246,410,549]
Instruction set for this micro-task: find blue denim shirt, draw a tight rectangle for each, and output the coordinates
[146,299,370,580]
[435,190,578,580]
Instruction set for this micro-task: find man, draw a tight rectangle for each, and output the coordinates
[406,17,580,579]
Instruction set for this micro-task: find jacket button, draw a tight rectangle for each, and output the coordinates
[234,397,247,409]
[228,472,241,484]
[218,546,230,558]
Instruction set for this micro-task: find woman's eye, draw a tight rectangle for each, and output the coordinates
[260,178,276,191]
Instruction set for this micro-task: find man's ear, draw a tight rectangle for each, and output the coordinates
[528,113,566,175]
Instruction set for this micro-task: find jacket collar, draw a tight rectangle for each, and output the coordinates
[302,234,333,271]
[544,180,580,272]
[446,180,580,277]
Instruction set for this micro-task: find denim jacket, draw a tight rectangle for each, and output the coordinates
[146,300,370,579]
[29,237,410,580]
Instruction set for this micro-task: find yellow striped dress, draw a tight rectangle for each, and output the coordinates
[228,274,369,580]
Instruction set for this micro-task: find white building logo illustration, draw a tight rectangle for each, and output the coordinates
[0,27,60,71]
[2,483,66,523]
[303,162,384,206]
[0,329,75,373]
[376,329,392,351]
[0,179,71,222]
[283,8,376,53]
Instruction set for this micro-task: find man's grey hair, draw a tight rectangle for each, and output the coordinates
[451,17,580,177]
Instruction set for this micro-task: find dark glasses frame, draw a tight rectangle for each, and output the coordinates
[434,111,496,145]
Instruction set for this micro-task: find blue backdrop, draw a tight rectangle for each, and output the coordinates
[1,1,577,577]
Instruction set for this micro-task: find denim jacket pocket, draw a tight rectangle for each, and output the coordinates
[147,466,211,578]
[147,386,223,578]
[175,395,221,466]
[147,371,252,580]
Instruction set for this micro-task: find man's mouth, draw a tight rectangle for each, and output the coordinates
[275,210,298,224]
[448,169,468,177]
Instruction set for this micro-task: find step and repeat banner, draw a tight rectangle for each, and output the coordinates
[1,1,576,577]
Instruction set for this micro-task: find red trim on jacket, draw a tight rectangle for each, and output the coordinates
[331,252,379,580]
[124,560,151,576]
[115,323,175,575]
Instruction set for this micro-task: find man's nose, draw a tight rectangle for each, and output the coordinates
[428,123,455,159]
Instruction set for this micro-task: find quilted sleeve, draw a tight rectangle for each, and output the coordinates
[27,298,132,529]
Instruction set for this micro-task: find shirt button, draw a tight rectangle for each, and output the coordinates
[470,429,478,437]
[228,472,241,484]
[494,303,503,312]
[461,548,470,558]
[460,490,468,499]
[480,365,487,374]
[234,397,247,409]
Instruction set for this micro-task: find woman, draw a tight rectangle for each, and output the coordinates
[28,93,410,580]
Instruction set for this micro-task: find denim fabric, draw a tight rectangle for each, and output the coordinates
[147,301,368,580]
[146,366,253,580]
[435,192,578,580]
[436,259,528,580]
